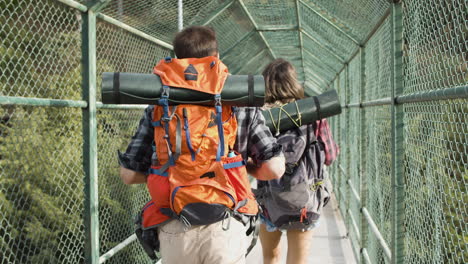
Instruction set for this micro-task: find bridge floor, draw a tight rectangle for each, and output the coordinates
[246,194,356,264]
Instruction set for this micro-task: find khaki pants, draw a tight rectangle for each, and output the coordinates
[158,218,248,264]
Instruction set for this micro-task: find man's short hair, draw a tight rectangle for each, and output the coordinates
[173,26,218,59]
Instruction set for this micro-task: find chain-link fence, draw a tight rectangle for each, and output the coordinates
[1,0,466,263]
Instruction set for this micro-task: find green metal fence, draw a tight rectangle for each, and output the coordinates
[1,0,466,263]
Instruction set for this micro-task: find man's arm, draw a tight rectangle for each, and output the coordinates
[247,156,285,180]
[236,107,285,180]
[118,106,154,185]
[120,167,147,184]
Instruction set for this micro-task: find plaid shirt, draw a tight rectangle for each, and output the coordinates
[315,118,339,165]
[118,106,282,174]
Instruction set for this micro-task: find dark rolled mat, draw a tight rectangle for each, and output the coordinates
[101,72,265,107]
[262,89,342,134]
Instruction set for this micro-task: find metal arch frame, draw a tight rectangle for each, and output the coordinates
[237,0,276,59]
[329,8,391,85]
[295,0,307,87]
[301,29,346,63]
[303,66,330,86]
[303,48,338,74]
[299,0,361,45]
[231,48,269,74]
[87,0,112,12]
[303,59,336,84]
[304,81,323,95]
[96,13,173,50]
[220,30,256,60]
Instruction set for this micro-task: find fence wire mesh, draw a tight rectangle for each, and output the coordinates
[0,0,467,263]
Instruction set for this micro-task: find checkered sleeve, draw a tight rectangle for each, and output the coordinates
[316,118,339,165]
[117,105,154,174]
[234,107,283,165]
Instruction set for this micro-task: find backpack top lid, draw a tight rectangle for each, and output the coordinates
[153,56,229,95]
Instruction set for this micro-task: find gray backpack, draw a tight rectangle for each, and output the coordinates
[254,124,331,230]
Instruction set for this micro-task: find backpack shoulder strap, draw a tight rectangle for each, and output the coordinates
[298,124,312,163]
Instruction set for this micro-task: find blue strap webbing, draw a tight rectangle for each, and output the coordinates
[223,160,246,170]
[215,103,225,161]
[149,168,168,177]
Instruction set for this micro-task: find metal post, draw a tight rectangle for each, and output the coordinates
[82,1,111,263]
[359,47,369,264]
[295,0,306,85]
[344,64,351,231]
[390,2,405,264]
[178,0,183,31]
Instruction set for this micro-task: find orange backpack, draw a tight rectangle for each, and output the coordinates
[144,56,258,229]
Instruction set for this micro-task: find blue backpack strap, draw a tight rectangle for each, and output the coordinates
[223,160,246,170]
[214,94,225,161]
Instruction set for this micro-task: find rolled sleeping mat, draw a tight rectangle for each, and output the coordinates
[101,72,265,107]
[263,89,342,134]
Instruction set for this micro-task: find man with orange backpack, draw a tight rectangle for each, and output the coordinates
[118,26,285,264]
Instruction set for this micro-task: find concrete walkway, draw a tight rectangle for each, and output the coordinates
[246,194,356,264]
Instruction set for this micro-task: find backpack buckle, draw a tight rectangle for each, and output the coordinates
[214,94,222,106]
[161,86,170,98]
[221,211,232,231]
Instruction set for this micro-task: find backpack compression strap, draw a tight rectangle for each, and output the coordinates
[158,86,183,172]
[214,94,225,161]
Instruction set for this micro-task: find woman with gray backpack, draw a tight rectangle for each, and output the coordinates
[255,58,339,264]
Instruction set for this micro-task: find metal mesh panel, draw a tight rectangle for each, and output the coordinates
[403,0,467,94]
[95,16,170,263]
[95,19,171,101]
[303,35,344,72]
[0,106,85,263]
[0,0,82,99]
[364,18,392,101]
[404,100,467,264]
[100,0,224,44]
[207,1,256,66]
[347,56,362,254]
[299,2,358,61]
[261,31,303,81]
[221,32,269,74]
[364,104,392,264]
[303,56,336,86]
[97,108,152,263]
[242,0,297,27]
[361,17,393,264]
[236,49,272,75]
[402,1,468,264]
[301,0,390,42]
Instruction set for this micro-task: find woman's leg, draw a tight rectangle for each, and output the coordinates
[259,224,283,264]
[286,229,313,264]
